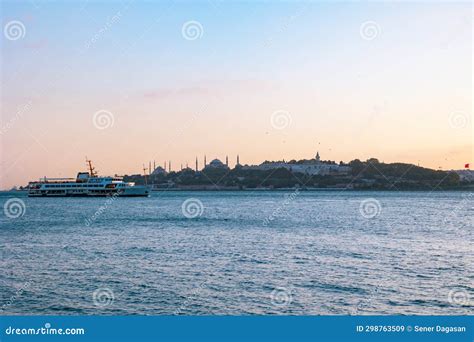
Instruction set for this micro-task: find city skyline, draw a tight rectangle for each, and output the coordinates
[1,1,472,189]
[7,149,471,188]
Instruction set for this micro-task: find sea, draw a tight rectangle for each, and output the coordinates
[0,190,472,315]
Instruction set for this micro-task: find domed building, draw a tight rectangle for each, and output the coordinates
[151,166,167,175]
[204,158,229,170]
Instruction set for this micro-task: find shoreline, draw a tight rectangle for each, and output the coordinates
[150,187,474,192]
[2,186,473,193]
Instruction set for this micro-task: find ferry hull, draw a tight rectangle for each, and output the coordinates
[28,187,149,197]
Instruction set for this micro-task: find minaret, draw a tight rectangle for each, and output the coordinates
[153,160,156,171]
[143,164,148,185]
[237,155,240,166]
[195,157,198,172]
[226,155,228,167]
[180,163,183,171]
[168,161,171,173]
[164,161,167,171]
[149,161,151,174]
[204,155,207,167]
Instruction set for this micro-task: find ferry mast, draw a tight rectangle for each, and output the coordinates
[85,157,97,177]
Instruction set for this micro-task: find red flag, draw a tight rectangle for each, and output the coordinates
[465,163,470,169]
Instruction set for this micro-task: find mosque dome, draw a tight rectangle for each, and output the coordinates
[209,159,224,167]
[151,166,167,175]
[206,159,228,169]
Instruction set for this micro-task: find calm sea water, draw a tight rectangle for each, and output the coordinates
[0,190,472,315]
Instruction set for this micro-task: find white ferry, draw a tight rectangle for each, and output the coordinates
[28,160,149,197]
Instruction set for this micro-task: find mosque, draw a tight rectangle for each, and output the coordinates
[203,155,238,170]
[147,152,350,176]
[148,155,238,175]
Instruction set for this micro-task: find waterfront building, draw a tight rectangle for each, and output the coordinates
[242,152,351,176]
[204,158,230,170]
[151,166,167,176]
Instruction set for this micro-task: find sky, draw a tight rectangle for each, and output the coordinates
[0,0,472,189]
